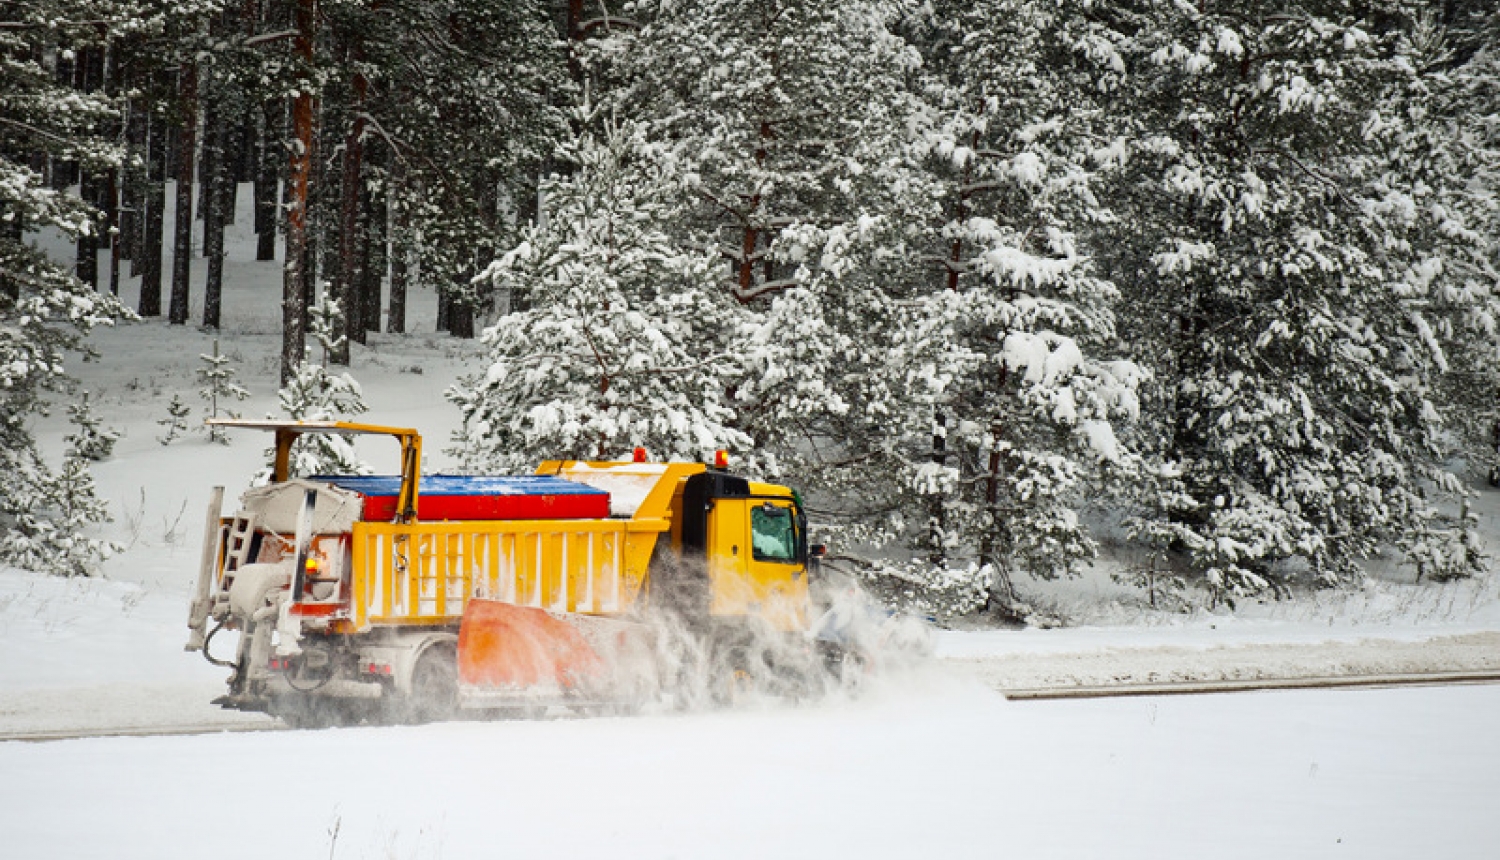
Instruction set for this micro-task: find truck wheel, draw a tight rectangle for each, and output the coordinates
[404,645,458,724]
[711,644,767,707]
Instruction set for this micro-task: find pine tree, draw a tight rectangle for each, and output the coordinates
[272,297,369,476]
[1095,1,1490,602]
[0,451,118,577]
[1,1,131,575]
[854,0,1142,615]
[197,338,249,442]
[157,394,191,445]
[65,392,121,461]
[1416,8,1500,487]
[449,116,751,473]
[604,0,938,484]
[322,0,568,341]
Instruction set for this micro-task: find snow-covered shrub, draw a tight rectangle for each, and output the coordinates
[847,558,992,623]
[0,453,118,578]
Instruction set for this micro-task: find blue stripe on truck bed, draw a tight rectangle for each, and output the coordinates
[311,474,608,497]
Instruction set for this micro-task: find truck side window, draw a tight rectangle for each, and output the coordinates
[751,503,797,562]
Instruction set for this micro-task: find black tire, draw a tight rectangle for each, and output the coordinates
[404,645,459,724]
[711,643,774,707]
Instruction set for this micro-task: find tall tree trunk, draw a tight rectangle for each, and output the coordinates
[307,97,328,312]
[281,0,316,385]
[254,100,279,261]
[107,167,120,295]
[76,170,99,289]
[220,100,247,227]
[138,100,168,317]
[333,65,367,364]
[170,63,198,325]
[448,263,475,339]
[74,47,103,290]
[104,40,120,294]
[123,94,146,272]
[362,172,384,333]
[202,82,225,329]
[386,163,407,334]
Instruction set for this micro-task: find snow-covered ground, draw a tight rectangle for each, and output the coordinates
[3,186,1499,858]
[5,678,1498,859]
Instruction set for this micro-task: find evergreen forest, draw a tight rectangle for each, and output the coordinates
[5,0,1500,621]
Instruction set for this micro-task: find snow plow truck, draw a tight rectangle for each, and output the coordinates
[186,420,829,725]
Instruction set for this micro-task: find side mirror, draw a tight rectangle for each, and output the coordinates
[810,544,827,558]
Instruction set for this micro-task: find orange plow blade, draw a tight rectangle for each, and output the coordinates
[457,599,608,691]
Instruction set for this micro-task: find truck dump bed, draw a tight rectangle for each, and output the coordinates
[339,463,708,631]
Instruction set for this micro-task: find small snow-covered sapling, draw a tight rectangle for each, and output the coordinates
[157,394,191,445]
[197,339,249,443]
[65,392,120,461]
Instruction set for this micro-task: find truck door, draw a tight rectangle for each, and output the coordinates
[707,497,808,631]
[705,497,751,617]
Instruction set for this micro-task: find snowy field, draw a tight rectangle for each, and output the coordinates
[2,186,1499,858]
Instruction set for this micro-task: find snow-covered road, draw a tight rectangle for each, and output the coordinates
[3,678,1497,860]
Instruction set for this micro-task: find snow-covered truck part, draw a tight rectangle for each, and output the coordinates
[186,420,817,725]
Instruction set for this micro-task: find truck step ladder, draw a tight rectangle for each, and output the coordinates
[220,513,258,575]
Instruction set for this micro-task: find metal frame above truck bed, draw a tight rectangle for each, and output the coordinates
[206,419,423,522]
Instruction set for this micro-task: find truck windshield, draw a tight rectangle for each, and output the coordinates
[751,503,798,562]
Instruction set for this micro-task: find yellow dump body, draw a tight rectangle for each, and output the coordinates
[343,517,662,630]
[337,462,707,633]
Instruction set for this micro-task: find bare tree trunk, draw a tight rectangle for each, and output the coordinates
[333,65,367,364]
[978,409,1019,615]
[225,106,250,225]
[307,96,327,313]
[281,0,315,385]
[75,169,99,289]
[254,100,279,261]
[386,163,407,334]
[74,47,103,290]
[104,40,121,294]
[107,168,120,294]
[170,63,198,325]
[123,92,146,272]
[138,95,168,317]
[361,156,384,333]
[202,82,225,329]
[448,265,475,339]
